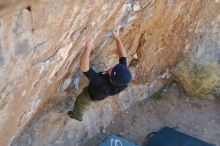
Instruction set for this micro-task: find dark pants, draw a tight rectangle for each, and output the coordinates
[70,87,93,121]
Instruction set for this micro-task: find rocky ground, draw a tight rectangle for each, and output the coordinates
[82,84,220,146]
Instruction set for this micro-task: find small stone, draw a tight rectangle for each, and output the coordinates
[54,137,64,145]
[118,131,125,136]
[147,11,154,17]
[22,90,26,96]
[68,132,74,139]
[188,28,193,32]
[96,135,101,139]
[60,77,72,92]
[133,53,138,59]
[133,2,141,11]
[166,0,175,6]
[91,22,96,27]
[132,121,135,126]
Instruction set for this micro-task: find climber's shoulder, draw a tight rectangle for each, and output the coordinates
[119,57,127,67]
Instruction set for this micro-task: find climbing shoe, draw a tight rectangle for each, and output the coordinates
[67,111,82,121]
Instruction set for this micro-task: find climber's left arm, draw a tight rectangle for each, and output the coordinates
[79,38,94,72]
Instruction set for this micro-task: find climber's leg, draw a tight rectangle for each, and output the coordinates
[68,87,92,121]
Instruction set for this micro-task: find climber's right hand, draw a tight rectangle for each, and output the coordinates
[85,37,94,49]
[112,28,120,40]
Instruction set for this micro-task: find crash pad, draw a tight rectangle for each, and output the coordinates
[100,135,140,146]
[147,127,214,146]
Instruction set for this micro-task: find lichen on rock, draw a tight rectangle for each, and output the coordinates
[173,61,220,98]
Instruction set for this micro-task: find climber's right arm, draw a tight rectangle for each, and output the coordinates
[79,38,94,72]
[112,28,127,58]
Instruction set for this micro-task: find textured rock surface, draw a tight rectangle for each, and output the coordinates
[0,0,219,145]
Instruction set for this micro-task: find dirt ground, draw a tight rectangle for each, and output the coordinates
[82,84,220,146]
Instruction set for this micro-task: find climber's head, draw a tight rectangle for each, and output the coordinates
[108,64,132,85]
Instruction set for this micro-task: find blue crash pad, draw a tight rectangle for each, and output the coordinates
[147,127,214,146]
[99,135,140,146]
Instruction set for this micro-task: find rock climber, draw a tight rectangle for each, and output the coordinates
[68,28,132,121]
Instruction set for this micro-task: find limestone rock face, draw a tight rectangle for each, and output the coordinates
[0,0,219,145]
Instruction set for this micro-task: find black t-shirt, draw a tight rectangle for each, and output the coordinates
[83,57,128,100]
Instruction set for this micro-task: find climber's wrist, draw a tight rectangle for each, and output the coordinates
[85,38,94,51]
[115,37,122,43]
[85,46,92,52]
[114,37,120,41]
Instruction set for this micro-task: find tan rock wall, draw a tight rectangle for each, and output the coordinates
[0,0,219,145]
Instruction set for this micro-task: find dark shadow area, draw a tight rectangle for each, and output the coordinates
[26,5,31,12]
